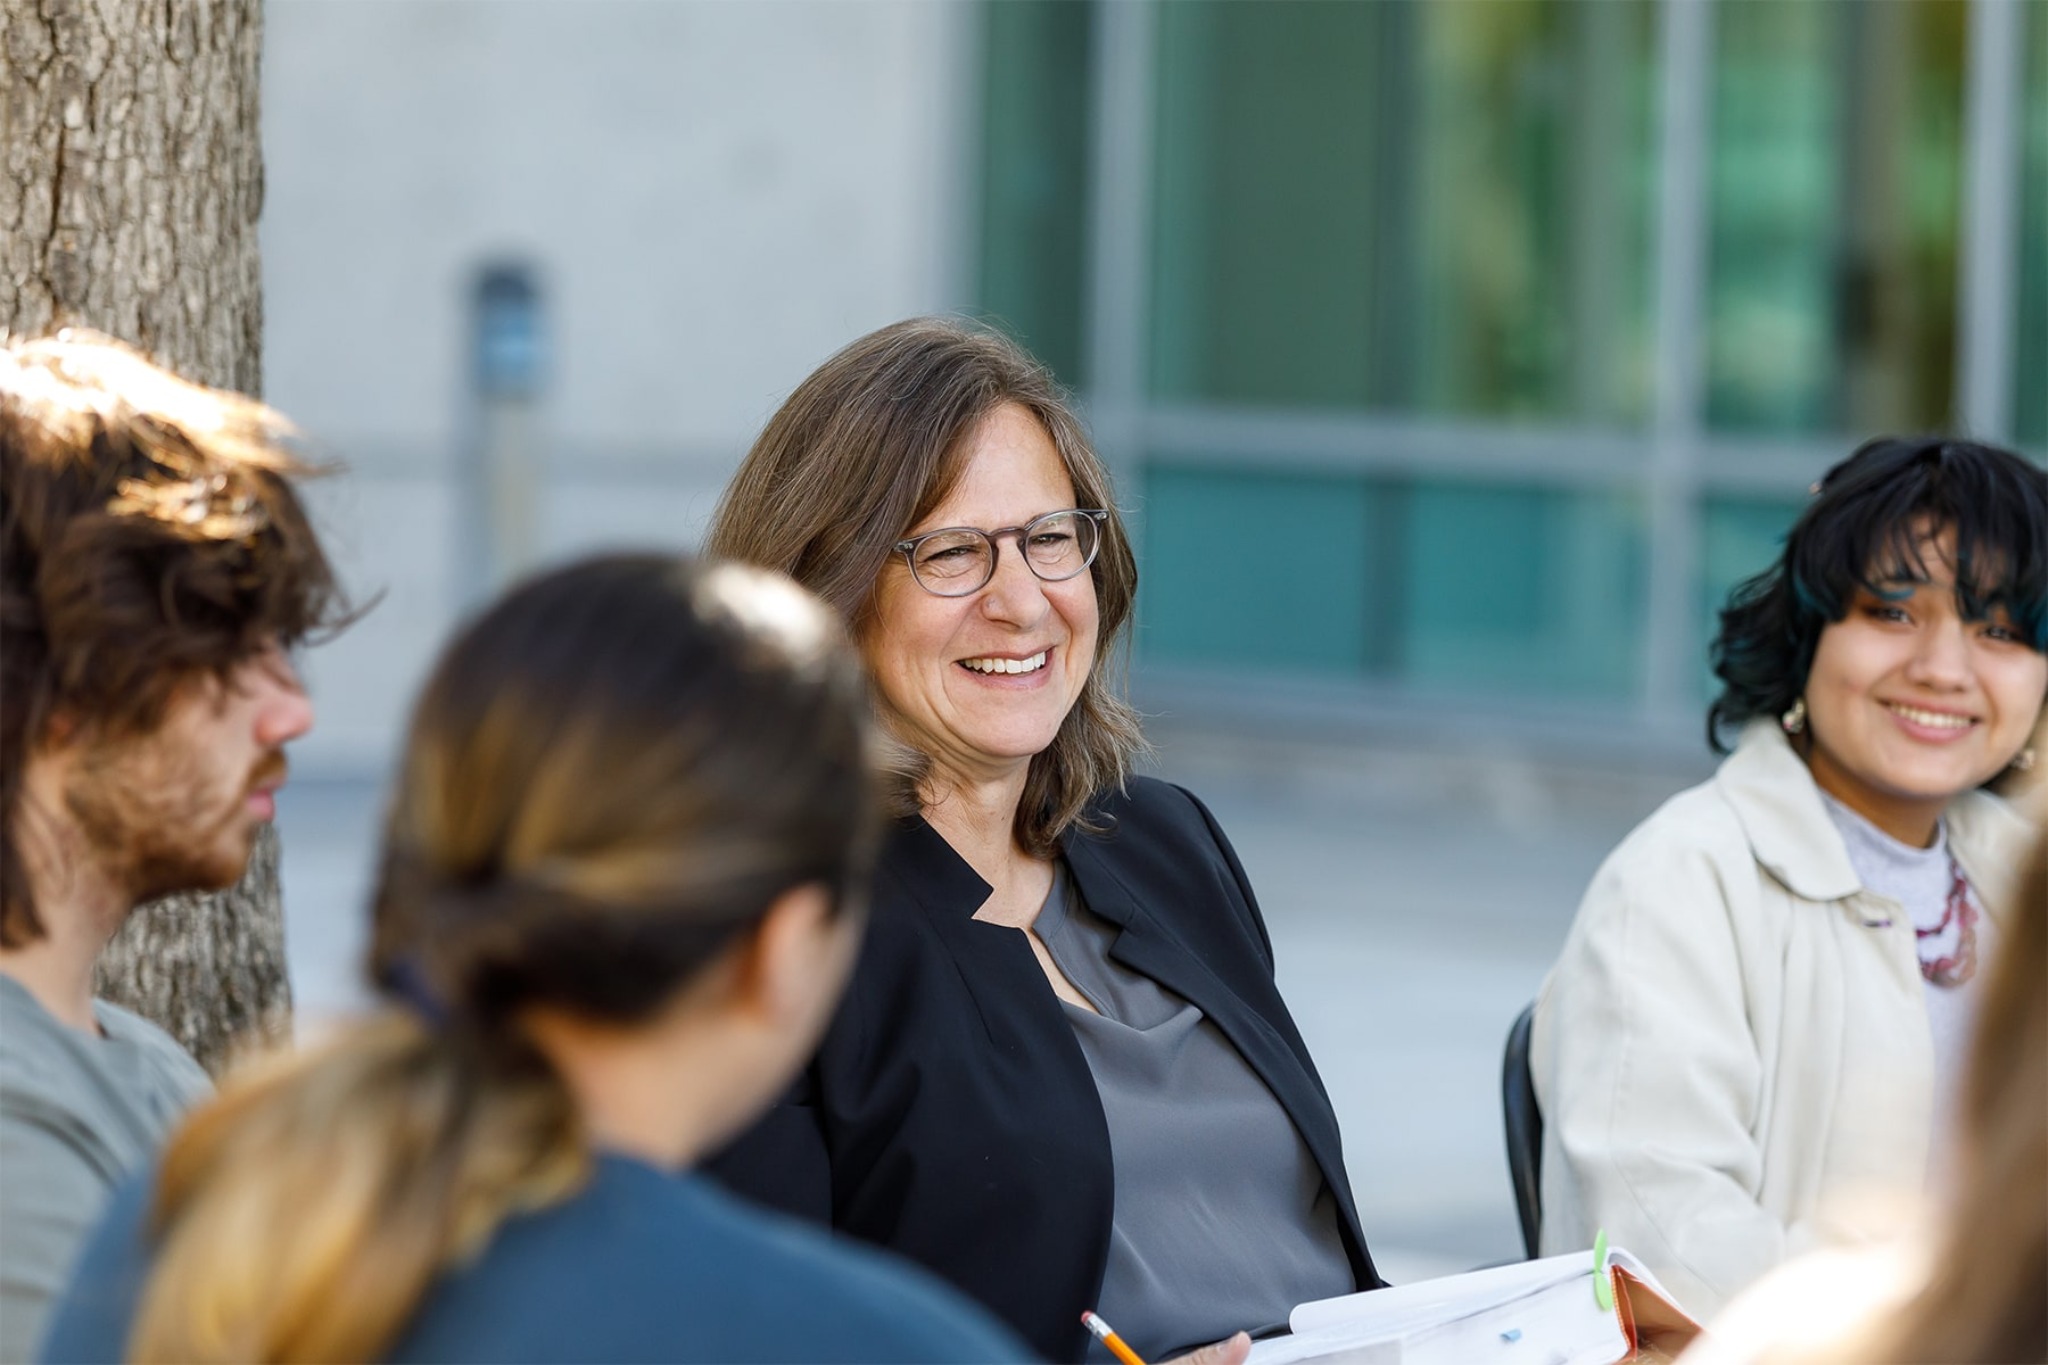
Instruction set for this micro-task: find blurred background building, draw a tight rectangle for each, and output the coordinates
[266,0,2046,774]
[263,0,2046,1276]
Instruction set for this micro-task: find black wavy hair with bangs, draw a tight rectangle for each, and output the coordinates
[1707,435,2048,754]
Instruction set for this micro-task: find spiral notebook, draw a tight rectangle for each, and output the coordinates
[1245,1247,1701,1365]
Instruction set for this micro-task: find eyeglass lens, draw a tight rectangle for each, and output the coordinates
[909,512,1099,595]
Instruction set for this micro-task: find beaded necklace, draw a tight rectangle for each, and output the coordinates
[1916,855,1978,987]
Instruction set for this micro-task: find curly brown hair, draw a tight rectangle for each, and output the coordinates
[1,330,349,946]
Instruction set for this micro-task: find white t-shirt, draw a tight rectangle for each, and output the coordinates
[1819,793,1995,1172]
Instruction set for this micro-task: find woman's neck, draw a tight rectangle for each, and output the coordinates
[522,1003,746,1171]
[920,769,1053,930]
[919,764,1028,869]
[1801,742,1944,848]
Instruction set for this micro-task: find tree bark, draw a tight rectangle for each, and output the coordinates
[3,0,287,1074]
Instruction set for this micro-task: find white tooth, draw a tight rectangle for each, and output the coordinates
[961,652,1047,674]
[1891,703,1969,728]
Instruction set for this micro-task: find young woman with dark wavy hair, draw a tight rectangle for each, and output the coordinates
[1531,436,2047,1320]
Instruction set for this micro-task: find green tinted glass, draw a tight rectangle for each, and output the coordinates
[1149,0,1655,421]
[1706,0,1967,434]
[2017,4,2048,448]
[1141,465,1382,674]
[1398,481,1644,699]
[976,0,1096,388]
[1140,466,1642,697]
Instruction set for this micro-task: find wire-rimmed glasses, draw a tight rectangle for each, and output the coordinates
[892,509,1109,597]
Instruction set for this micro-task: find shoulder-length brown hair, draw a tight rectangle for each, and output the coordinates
[708,317,1146,856]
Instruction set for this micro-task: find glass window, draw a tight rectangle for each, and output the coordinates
[2017,1,2048,449]
[1149,1,1384,408]
[1405,2,1657,423]
[1140,465,1381,675]
[1706,0,1968,435]
[1398,481,1643,698]
[976,0,1096,389]
[1140,467,1642,697]
[1148,0,1656,421]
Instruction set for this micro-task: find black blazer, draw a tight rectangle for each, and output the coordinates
[705,777,1382,1362]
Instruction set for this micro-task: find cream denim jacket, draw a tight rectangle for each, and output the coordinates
[1531,720,2036,1320]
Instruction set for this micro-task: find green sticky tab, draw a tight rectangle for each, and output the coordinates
[1591,1229,1613,1312]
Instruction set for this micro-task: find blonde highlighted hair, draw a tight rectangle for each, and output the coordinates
[126,554,877,1362]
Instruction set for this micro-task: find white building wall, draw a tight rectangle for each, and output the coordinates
[261,0,973,775]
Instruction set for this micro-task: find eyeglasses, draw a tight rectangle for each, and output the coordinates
[892,509,1109,597]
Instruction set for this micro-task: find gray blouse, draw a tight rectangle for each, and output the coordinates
[1035,866,1354,1360]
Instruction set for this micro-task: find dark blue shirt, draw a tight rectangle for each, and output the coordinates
[40,1152,1033,1363]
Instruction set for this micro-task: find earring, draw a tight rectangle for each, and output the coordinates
[1781,698,1807,734]
[2014,748,2038,773]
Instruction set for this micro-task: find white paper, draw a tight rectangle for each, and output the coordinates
[1247,1247,1682,1365]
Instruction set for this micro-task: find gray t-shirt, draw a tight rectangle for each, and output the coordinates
[0,974,209,1363]
[1035,868,1354,1361]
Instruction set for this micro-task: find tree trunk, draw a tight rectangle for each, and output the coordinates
[3,0,287,1074]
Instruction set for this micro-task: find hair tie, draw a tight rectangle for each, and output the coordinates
[381,955,451,1030]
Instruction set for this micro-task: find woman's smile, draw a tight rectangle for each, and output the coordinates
[1877,697,1977,740]
[958,648,1052,678]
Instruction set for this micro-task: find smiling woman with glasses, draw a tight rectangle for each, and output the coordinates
[703,318,1384,1365]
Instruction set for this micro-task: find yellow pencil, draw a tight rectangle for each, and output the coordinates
[1082,1310,1149,1365]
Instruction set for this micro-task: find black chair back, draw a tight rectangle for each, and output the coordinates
[1501,1002,1543,1260]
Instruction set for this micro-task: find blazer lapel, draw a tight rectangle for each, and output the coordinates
[879,816,1098,1058]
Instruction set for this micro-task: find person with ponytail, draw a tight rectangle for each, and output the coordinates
[37,554,1031,1364]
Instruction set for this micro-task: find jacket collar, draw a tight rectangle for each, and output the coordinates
[1717,720,1861,902]
[878,799,1138,927]
[1945,785,2035,929]
[1716,719,2037,924]
[885,807,1352,1196]
[879,815,994,915]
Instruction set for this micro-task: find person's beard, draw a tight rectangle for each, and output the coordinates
[63,738,286,909]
